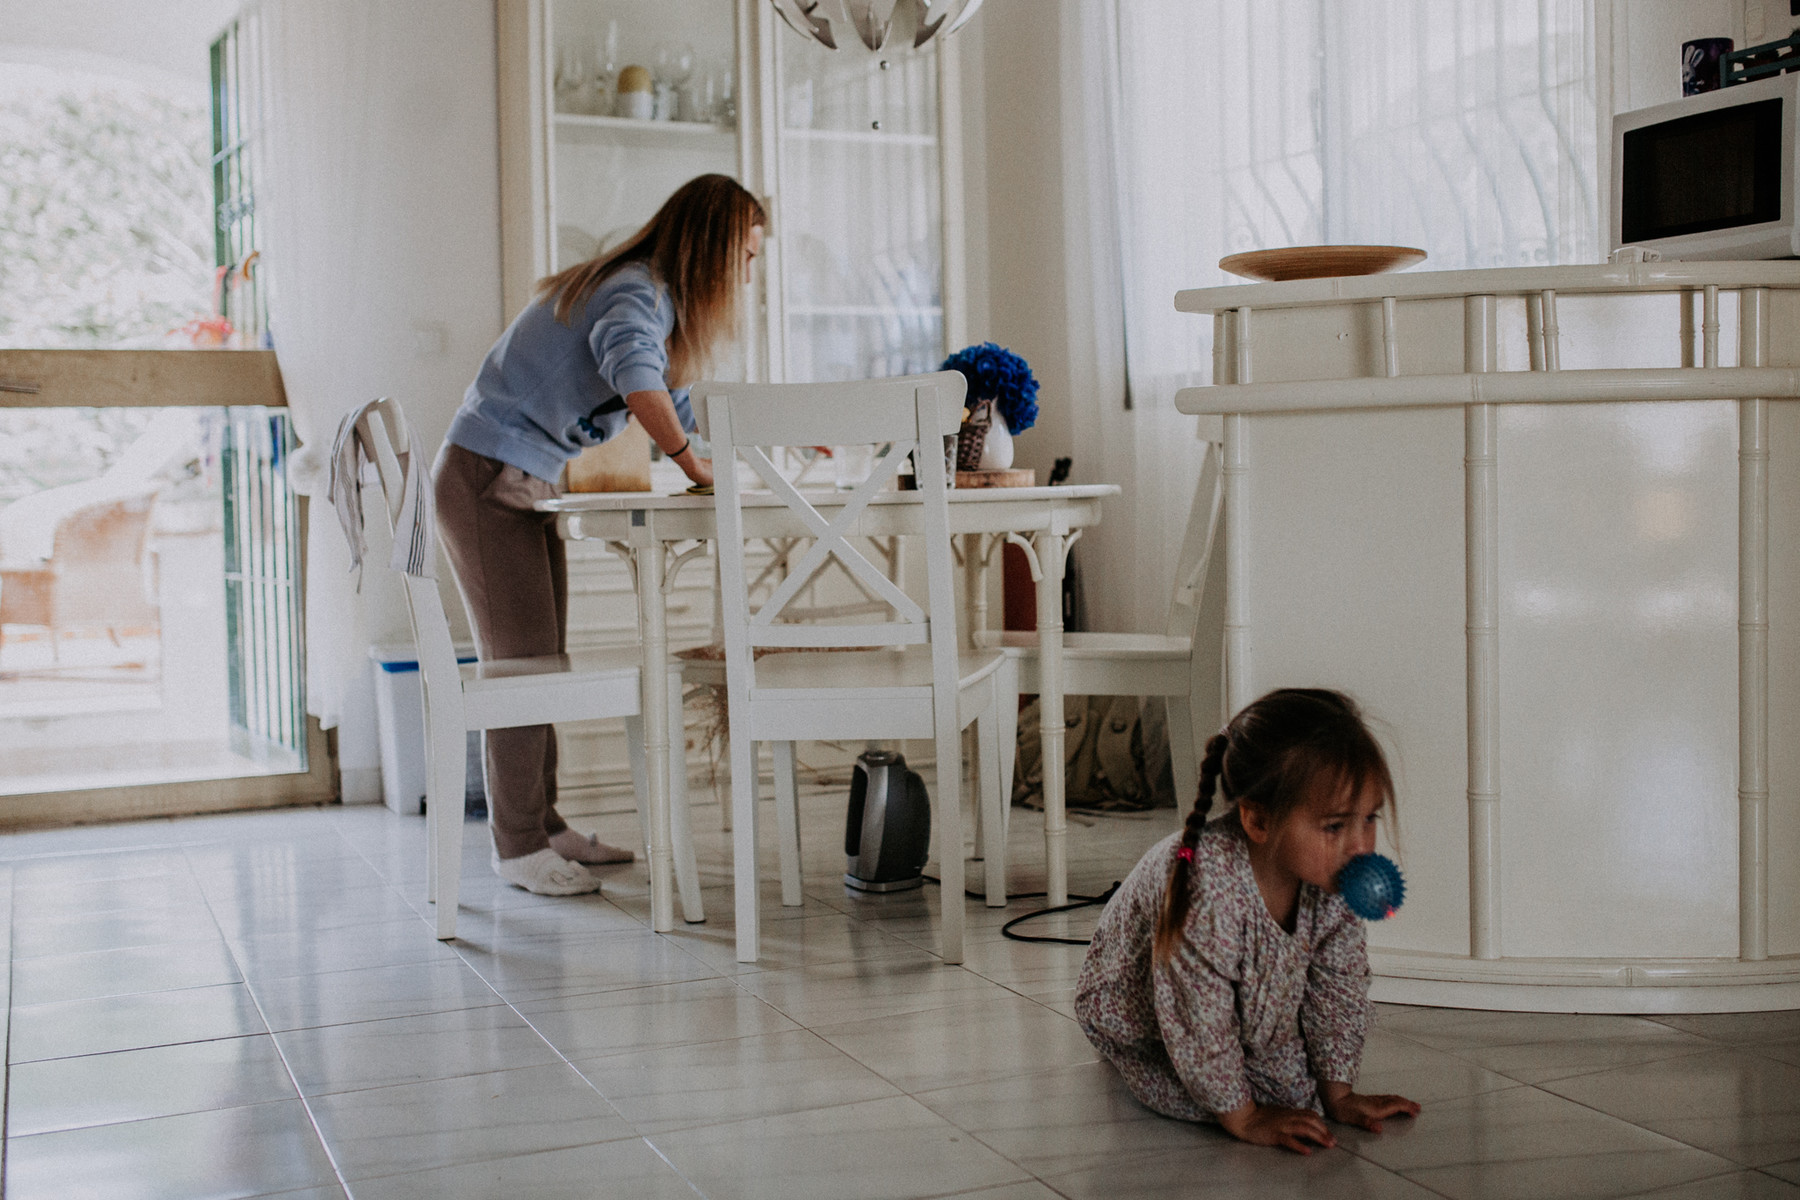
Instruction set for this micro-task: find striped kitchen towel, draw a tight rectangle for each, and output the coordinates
[329,398,436,586]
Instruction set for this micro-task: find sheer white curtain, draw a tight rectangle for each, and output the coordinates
[1076,0,1599,632]
[257,0,395,737]
[258,0,502,740]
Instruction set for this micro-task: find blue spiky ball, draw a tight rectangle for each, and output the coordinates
[1338,853,1405,921]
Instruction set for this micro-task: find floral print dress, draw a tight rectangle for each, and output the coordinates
[1074,816,1371,1121]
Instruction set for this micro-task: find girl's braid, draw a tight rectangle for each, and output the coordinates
[1154,731,1230,964]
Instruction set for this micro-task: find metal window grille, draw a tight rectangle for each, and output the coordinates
[211,16,304,763]
[210,13,270,346]
[220,408,305,759]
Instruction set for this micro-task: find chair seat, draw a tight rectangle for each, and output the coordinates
[352,395,706,941]
[975,629,1193,699]
[460,645,643,689]
[747,645,1005,695]
[976,629,1192,661]
[739,646,1006,744]
[459,645,671,731]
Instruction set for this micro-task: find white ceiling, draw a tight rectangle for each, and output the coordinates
[0,0,240,88]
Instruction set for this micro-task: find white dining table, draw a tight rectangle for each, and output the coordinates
[539,483,1119,932]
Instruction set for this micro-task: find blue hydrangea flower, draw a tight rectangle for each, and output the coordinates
[941,341,1038,433]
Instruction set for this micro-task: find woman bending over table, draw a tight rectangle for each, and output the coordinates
[434,173,766,896]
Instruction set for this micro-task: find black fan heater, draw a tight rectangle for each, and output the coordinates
[843,749,931,892]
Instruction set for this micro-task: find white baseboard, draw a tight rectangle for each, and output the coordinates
[338,766,384,806]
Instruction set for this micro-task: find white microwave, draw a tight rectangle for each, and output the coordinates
[1612,71,1796,260]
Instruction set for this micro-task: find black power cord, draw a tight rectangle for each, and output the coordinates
[1000,883,1120,944]
[920,875,1122,945]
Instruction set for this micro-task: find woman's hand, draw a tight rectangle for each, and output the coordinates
[675,445,713,489]
[1216,1101,1336,1155]
[622,389,711,487]
[1318,1081,1421,1133]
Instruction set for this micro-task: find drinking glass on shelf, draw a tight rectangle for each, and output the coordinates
[554,44,587,113]
[716,65,736,125]
[652,42,695,120]
[666,42,697,88]
[593,20,620,102]
[676,59,718,124]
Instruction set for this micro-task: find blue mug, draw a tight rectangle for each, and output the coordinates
[1684,37,1734,95]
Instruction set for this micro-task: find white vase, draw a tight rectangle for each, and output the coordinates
[977,413,1014,470]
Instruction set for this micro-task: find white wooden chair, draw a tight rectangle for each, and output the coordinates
[354,399,704,940]
[979,442,1226,892]
[702,371,1012,964]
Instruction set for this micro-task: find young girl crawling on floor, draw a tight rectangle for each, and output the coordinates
[1075,688,1421,1154]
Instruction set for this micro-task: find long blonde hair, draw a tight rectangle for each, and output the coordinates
[536,174,766,388]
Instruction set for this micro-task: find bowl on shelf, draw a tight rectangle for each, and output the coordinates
[1218,245,1427,282]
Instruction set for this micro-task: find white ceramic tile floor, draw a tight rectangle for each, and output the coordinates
[1,790,1797,1199]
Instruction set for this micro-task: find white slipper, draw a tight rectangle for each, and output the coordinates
[492,847,602,896]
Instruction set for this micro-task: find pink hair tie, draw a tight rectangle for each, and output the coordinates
[1176,845,1196,863]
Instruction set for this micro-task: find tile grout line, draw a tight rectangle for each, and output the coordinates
[181,839,356,1199]
[353,806,1733,1198]
[678,940,1075,1192]
[449,957,714,1199]
[424,815,1676,1196]
[3,863,14,1198]
[1366,1017,1780,1186]
[329,808,713,1199]
[365,817,1053,1194]
[536,823,1107,1191]
[1515,1075,1791,1181]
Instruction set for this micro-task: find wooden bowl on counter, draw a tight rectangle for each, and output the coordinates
[1218,245,1427,282]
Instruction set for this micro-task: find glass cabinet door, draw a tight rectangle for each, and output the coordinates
[773,36,945,382]
[546,0,742,271]
[519,0,958,387]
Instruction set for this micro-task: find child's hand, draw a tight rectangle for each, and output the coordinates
[1217,1101,1336,1155]
[1319,1083,1421,1133]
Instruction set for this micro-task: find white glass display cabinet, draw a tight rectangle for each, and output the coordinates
[497,0,968,384]
[495,0,969,801]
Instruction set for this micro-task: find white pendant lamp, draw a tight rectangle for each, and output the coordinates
[768,0,985,52]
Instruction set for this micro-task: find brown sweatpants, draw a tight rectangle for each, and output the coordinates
[432,442,570,860]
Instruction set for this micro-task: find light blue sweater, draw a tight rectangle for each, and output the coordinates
[447,261,696,482]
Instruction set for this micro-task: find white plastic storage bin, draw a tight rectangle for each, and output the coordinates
[369,643,484,816]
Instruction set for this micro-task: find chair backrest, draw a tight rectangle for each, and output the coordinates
[354,398,465,712]
[699,371,967,701]
[53,495,155,567]
[50,495,160,621]
[1164,441,1224,642]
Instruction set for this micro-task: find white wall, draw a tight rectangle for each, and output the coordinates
[1607,0,1744,116]
[260,0,505,791]
[1605,0,1800,118]
[954,1,1147,636]
[1750,0,1800,46]
[263,0,504,462]
[958,0,1081,487]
